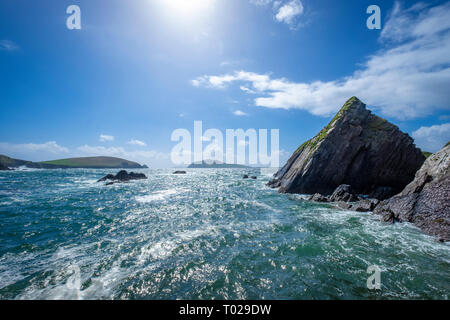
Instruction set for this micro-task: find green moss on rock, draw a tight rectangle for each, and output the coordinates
[294,97,361,154]
[422,151,433,159]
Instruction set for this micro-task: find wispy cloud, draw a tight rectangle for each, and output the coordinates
[99,134,114,142]
[127,139,147,147]
[193,2,450,120]
[0,141,69,161]
[412,123,450,152]
[0,40,19,52]
[250,0,272,5]
[233,110,249,116]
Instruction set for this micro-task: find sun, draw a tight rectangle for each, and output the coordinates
[160,0,215,19]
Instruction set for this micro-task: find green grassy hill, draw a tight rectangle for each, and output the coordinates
[0,155,147,169]
[39,156,146,169]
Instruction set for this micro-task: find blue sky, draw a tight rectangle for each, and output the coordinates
[1,0,449,167]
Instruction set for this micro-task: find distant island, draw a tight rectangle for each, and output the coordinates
[0,155,147,170]
[188,160,250,169]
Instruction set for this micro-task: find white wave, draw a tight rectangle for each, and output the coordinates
[138,226,216,263]
[13,166,42,171]
[249,200,282,213]
[136,189,178,203]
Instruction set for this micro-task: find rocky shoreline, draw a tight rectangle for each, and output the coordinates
[269,97,449,241]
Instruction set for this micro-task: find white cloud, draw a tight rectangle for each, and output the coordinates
[233,110,249,116]
[193,2,450,120]
[127,139,147,147]
[77,145,169,167]
[0,40,19,51]
[275,0,304,25]
[412,123,450,152]
[99,134,114,142]
[249,0,304,27]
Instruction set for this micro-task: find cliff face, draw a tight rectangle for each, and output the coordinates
[268,97,425,199]
[374,143,450,241]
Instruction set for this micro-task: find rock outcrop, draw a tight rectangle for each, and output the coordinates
[329,185,359,202]
[98,170,147,184]
[336,199,380,212]
[309,193,329,202]
[268,97,425,200]
[173,171,187,174]
[374,143,450,241]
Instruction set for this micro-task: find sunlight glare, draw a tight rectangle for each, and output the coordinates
[159,0,215,20]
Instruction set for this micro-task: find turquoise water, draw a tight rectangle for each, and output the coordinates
[0,168,448,300]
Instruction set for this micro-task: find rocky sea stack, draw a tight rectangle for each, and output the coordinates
[374,143,450,241]
[268,97,425,200]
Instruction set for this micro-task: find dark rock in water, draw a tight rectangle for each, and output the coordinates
[106,182,115,186]
[374,143,450,241]
[250,176,257,180]
[329,184,359,202]
[308,186,378,211]
[243,175,249,179]
[309,193,329,202]
[268,97,425,200]
[98,170,147,183]
[0,163,11,171]
[173,171,187,174]
[98,174,115,182]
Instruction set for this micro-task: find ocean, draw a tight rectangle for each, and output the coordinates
[0,168,449,299]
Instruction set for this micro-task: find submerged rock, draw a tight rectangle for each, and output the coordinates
[173,171,187,174]
[243,175,249,179]
[98,170,147,183]
[268,97,425,200]
[374,143,450,241]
